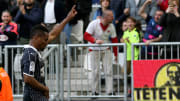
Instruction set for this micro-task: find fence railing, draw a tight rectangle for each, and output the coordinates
[3,42,179,101]
[131,42,180,101]
[3,44,63,101]
[66,43,127,101]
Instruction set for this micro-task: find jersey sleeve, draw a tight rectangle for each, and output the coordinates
[22,50,36,77]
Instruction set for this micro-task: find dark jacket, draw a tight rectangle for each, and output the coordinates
[159,9,180,42]
[42,0,66,23]
[110,0,127,22]
[14,4,43,39]
[66,0,92,25]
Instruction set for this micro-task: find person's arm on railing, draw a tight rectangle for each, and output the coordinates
[138,0,152,20]
[145,34,163,45]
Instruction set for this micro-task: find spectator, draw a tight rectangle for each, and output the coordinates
[159,0,180,59]
[110,0,128,42]
[14,0,42,44]
[0,10,18,85]
[93,0,115,24]
[120,17,140,74]
[8,0,24,18]
[139,0,164,59]
[0,0,8,22]
[159,0,180,42]
[21,6,77,101]
[124,0,158,24]
[84,10,118,95]
[0,10,18,46]
[42,0,66,44]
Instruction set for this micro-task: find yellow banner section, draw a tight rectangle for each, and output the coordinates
[134,87,180,101]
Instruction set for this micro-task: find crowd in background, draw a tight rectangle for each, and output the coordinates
[0,0,180,47]
[0,0,180,98]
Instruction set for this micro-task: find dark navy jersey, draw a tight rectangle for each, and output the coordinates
[21,45,45,93]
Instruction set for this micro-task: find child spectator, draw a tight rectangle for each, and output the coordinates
[120,17,140,74]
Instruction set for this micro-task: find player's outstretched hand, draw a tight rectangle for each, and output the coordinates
[66,5,78,21]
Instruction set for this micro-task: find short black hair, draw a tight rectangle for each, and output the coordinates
[30,24,49,39]
[2,10,11,16]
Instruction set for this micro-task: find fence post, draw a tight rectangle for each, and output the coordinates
[60,45,64,101]
[53,45,59,101]
[124,44,127,101]
[131,44,135,101]
[4,47,8,73]
[67,45,71,101]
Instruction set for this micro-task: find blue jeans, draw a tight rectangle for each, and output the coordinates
[63,23,72,44]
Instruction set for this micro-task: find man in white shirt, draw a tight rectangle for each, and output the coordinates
[84,9,118,95]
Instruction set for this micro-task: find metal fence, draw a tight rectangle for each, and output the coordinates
[1,42,180,101]
[131,42,180,101]
[66,43,128,101]
[3,44,63,101]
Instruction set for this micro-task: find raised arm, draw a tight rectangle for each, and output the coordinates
[138,0,152,20]
[47,5,77,43]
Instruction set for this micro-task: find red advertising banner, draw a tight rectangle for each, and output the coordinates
[133,59,180,101]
